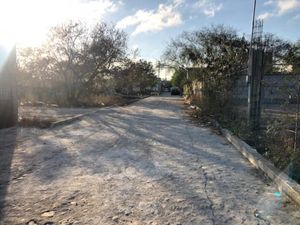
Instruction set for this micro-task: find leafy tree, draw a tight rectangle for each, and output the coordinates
[116,59,157,95]
[163,25,249,110]
[171,69,186,88]
[164,25,248,72]
[287,39,300,73]
[263,34,296,73]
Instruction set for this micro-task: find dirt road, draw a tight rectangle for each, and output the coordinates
[1,95,299,224]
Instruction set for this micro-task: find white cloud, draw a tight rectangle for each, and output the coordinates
[257,12,274,20]
[264,0,274,6]
[0,0,122,47]
[259,0,300,20]
[194,0,223,17]
[116,1,183,36]
[277,0,300,14]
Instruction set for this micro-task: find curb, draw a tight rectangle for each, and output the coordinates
[220,126,300,206]
[50,109,100,128]
[187,103,300,206]
[50,95,150,128]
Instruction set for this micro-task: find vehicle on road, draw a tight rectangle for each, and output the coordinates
[171,87,181,95]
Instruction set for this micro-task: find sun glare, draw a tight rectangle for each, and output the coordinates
[0,0,116,49]
[0,0,47,48]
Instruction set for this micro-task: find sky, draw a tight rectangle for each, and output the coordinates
[0,0,300,77]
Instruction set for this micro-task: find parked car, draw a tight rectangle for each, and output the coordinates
[171,87,181,95]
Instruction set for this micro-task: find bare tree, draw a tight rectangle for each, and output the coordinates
[18,21,127,105]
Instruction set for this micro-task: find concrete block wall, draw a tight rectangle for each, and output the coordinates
[0,47,18,129]
[232,74,300,105]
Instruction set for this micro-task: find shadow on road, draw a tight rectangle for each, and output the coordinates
[0,128,17,217]
[2,96,298,224]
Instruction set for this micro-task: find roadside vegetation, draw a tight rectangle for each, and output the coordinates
[164,24,300,183]
[17,21,158,107]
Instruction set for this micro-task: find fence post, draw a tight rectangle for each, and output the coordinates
[247,48,263,130]
[0,46,18,129]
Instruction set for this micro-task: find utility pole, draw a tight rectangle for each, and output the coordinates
[247,47,263,129]
[247,0,264,130]
[249,0,257,53]
[0,46,18,129]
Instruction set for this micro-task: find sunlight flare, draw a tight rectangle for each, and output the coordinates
[0,0,120,47]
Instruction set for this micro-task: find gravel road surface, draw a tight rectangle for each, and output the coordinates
[1,95,299,225]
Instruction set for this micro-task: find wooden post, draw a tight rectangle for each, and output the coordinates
[0,46,18,129]
[247,48,263,130]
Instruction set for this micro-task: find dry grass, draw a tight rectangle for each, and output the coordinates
[19,116,56,128]
[18,95,142,128]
